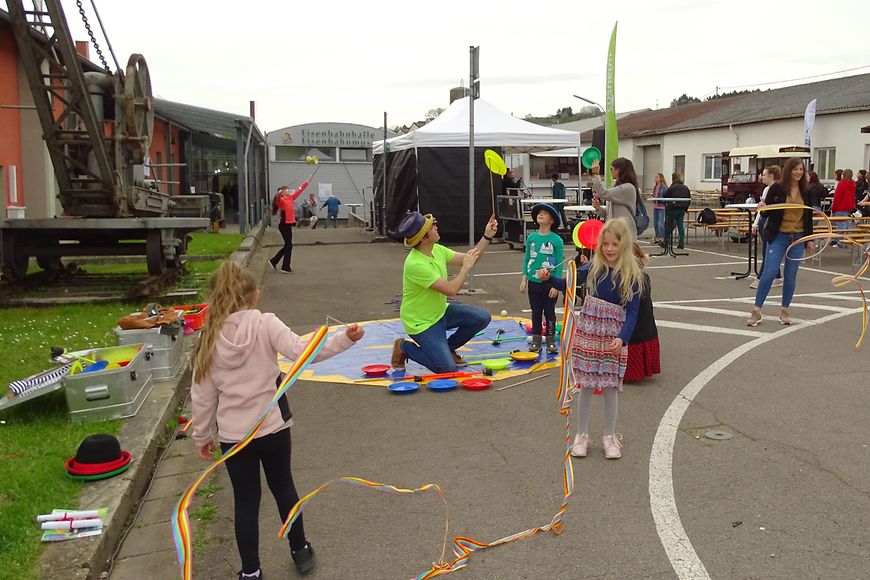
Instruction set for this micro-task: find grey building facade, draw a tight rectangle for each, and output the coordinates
[267,122,394,223]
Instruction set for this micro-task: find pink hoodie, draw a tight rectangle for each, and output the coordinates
[191,309,354,445]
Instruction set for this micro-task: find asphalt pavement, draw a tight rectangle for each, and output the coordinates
[113,225,870,580]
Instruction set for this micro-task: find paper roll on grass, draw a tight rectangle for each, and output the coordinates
[581,146,602,169]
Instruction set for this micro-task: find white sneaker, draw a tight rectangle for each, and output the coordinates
[749,278,759,289]
[772,278,783,287]
[570,433,590,457]
[602,434,623,459]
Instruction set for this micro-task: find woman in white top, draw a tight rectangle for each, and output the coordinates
[591,157,640,240]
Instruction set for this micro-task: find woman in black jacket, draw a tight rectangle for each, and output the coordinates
[746,158,814,327]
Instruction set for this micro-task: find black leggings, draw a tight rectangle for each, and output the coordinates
[270,222,294,270]
[221,428,306,574]
[528,281,557,336]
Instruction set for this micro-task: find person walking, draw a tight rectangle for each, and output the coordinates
[830,168,856,247]
[321,194,341,228]
[663,172,691,249]
[539,218,643,460]
[191,261,364,579]
[652,172,668,244]
[590,158,640,241]
[746,158,813,327]
[551,173,569,230]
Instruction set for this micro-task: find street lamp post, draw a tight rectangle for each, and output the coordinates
[573,94,606,189]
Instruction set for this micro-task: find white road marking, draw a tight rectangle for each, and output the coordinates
[649,307,861,580]
[653,304,751,318]
[647,262,745,270]
[655,320,765,337]
[655,290,863,305]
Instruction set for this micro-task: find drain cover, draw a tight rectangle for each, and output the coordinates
[705,430,733,441]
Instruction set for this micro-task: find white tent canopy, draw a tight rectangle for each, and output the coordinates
[373,97,580,154]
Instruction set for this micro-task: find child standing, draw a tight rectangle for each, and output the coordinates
[191,261,363,579]
[520,204,564,354]
[538,218,643,459]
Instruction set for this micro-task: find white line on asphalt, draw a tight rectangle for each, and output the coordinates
[653,304,751,318]
[649,307,861,580]
[655,290,863,305]
[783,302,851,313]
[655,320,765,337]
[646,262,745,270]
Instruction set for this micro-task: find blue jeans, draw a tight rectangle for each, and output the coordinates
[754,232,805,308]
[653,207,665,238]
[403,303,491,373]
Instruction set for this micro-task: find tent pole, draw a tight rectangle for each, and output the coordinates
[468,47,476,290]
[383,111,387,235]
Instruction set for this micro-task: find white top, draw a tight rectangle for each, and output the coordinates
[520,198,569,204]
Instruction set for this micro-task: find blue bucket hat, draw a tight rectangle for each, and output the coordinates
[531,203,561,228]
[397,211,436,247]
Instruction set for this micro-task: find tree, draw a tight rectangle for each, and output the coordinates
[424,107,445,121]
[670,94,702,107]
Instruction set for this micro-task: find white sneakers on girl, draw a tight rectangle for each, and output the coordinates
[570,433,590,457]
[602,434,623,459]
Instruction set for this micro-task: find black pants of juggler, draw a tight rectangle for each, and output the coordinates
[270,221,294,271]
[528,280,558,336]
[220,428,306,574]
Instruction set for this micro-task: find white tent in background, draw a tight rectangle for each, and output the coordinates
[372,97,580,240]
[373,97,580,153]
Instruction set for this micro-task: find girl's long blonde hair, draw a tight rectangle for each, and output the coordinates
[587,218,646,304]
[192,261,258,383]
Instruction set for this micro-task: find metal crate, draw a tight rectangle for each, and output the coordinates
[114,325,185,380]
[62,344,154,423]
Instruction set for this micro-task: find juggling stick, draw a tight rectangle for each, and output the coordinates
[496,373,551,391]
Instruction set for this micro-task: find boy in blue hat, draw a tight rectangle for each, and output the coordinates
[520,204,564,354]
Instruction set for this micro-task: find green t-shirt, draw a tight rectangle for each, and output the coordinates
[401,244,456,334]
[523,231,564,283]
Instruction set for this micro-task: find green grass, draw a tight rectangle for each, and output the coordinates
[0,303,150,576]
[186,232,244,256]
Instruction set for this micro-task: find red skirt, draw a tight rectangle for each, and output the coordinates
[623,338,661,382]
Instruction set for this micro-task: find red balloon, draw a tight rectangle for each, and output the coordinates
[578,219,604,249]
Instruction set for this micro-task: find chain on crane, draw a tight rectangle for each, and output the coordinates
[75,0,110,73]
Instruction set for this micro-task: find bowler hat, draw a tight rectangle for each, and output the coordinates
[397,211,436,247]
[531,203,561,228]
[65,434,132,480]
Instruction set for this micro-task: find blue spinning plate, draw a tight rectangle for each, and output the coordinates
[427,379,459,392]
[387,381,419,394]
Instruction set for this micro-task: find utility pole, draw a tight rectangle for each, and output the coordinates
[468,45,480,289]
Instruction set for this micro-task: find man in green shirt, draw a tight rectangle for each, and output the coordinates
[391,211,499,373]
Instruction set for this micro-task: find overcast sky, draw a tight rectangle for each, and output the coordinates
[50,0,868,133]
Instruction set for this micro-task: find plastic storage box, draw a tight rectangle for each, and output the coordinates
[172,303,209,330]
[62,344,154,423]
[114,324,185,380]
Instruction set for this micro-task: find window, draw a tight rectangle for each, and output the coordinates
[814,148,836,180]
[673,155,685,180]
[275,146,336,162]
[703,154,722,180]
[339,148,371,162]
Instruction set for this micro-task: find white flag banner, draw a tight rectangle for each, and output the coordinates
[804,98,817,150]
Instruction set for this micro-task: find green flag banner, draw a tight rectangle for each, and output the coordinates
[605,22,618,187]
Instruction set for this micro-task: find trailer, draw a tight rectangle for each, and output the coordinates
[1,1,207,281]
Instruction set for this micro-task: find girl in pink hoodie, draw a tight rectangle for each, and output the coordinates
[191,261,363,578]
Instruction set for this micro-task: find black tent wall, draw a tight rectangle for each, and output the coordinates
[417,147,493,243]
[373,148,417,239]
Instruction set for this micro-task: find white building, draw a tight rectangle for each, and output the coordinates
[267,122,393,224]
[578,73,870,193]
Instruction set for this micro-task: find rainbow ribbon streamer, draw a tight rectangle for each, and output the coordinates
[758,203,868,348]
[171,326,330,580]
[276,262,581,578]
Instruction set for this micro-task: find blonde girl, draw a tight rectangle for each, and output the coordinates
[191,261,363,578]
[538,218,644,459]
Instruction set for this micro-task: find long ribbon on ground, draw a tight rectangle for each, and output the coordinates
[276,262,581,578]
[757,203,868,348]
[171,326,330,580]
